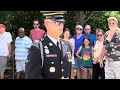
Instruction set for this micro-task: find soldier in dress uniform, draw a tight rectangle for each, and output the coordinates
[25,11,72,79]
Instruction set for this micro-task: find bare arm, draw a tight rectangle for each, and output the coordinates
[99,45,105,68]
[76,46,82,59]
[7,33,12,58]
[8,43,11,55]
[70,38,75,54]
[100,45,105,62]
[92,47,94,60]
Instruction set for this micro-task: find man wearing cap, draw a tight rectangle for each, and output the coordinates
[104,17,120,79]
[0,24,12,79]
[72,24,86,79]
[25,11,72,79]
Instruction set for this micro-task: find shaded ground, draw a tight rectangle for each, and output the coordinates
[4,60,14,79]
[4,60,25,79]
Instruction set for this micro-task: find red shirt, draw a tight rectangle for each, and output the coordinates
[29,29,45,42]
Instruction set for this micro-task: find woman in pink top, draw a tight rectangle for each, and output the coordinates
[29,20,45,42]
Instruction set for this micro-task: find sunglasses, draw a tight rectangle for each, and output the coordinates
[48,21,64,25]
[76,28,83,31]
[97,34,102,37]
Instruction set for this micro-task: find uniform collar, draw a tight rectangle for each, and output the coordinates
[47,34,60,46]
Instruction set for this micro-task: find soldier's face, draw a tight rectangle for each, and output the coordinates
[44,19,64,36]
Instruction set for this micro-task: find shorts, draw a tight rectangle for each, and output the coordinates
[72,57,82,69]
[16,60,27,72]
[0,56,7,72]
[81,67,92,70]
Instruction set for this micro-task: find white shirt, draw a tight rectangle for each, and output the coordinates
[93,40,104,62]
[0,32,12,56]
[47,34,61,48]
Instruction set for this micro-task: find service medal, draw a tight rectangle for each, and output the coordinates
[45,48,50,54]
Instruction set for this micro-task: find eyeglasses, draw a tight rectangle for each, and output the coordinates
[97,34,102,37]
[76,28,83,31]
[48,21,64,25]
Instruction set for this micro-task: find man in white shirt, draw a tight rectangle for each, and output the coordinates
[0,24,12,79]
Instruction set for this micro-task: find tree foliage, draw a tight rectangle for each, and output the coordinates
[86,11,109,34]
[0,11,117,37]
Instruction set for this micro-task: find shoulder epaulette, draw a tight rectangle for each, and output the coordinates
[40,38,44,42]
[33,38,44,48]
[33,40,40,48]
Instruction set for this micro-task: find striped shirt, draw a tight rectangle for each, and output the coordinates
[15,36,32,60]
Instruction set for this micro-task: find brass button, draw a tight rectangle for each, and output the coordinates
[51,62,54,64]
[60,76,69,79]
[61,69,64,72]
[61,76,64,79]
[49,67,55,73]
[61,61,63,64]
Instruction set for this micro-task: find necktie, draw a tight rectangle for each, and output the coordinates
[57,41,60,50]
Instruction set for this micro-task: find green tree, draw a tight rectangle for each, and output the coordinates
[86,11,109,34]
[65,11,109,34]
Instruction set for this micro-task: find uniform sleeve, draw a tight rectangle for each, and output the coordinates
[7,32,12,43]
[25,45,42,79]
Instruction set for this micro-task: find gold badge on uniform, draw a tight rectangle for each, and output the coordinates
[49,67,56,73]
[44,46,50,54]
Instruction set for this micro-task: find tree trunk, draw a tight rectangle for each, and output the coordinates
[74,11,97,26]
[74,11,86,26]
